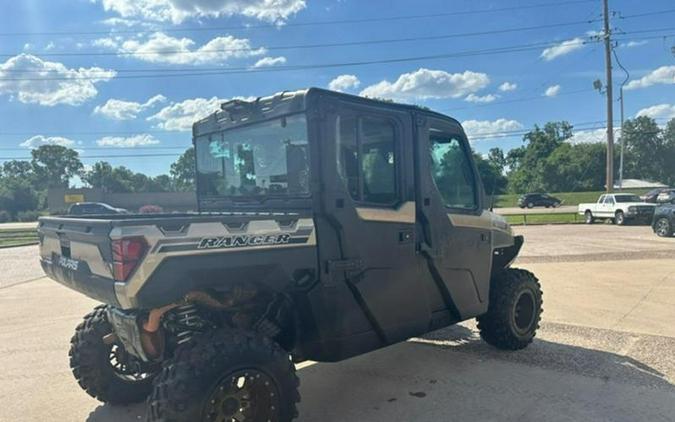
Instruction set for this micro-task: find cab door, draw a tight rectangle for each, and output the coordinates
[414,115,493,319]
[316,100,430,346]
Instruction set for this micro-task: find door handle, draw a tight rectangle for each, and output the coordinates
[399,230,414,243]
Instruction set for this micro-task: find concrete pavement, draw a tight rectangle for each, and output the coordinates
[0,224,674,422]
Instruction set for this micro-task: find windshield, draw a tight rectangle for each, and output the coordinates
[615,195,642,203]
[195,114,309,198]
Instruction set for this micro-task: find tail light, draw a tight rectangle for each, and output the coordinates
[112,237,147,282]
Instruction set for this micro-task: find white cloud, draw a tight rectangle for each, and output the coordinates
[568,128,620,144]
[94,32,266,65]
[95,0,306,24]
[20,135,76,148]
[0,54,116,106]
[359,68,490,101]
[540,37,585,61]
[498,82,517,92]
[93,94,167,120]
[636,104,675,120]
[625,66,675,90]
[465,93,498,103]
[328,74,360,92]
[621,40,648,48]
[253,56,287,68]
[96,134,160,147]
[461,119,523,141]
[148,96,255,131]
[544,85,561,97]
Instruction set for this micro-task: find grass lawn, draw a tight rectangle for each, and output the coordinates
[0,229,39,248]
[493,189,649,208]
[505,212,581,225]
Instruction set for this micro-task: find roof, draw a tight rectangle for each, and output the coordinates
[192,87,460,137]
[613,179,667,189]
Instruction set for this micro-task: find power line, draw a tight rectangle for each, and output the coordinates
[0,0,598,38]
[0,19,601,60]
[446,88,596,111]
[2,29,667,81]
[0,39,601,82]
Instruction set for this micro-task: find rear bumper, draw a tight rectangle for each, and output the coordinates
[40,255,120,306]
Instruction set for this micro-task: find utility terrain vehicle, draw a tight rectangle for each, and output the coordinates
[38,88,543,422]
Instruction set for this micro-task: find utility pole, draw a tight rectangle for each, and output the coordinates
[603,0,615,192]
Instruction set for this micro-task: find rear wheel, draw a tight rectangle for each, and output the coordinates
[527,202,534,209]
[584,211,594,224]
[147,329,300,422]
[477,268,543,350]
[655,218,673,237]
[70,305,156,405]
[615,210,626,226]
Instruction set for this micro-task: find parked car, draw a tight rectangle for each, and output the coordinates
[656,189,675,204]
[518,193,562,208]
[67,202,128,215]
[652,200,675,237]
[578,193,656,225]
[642,187,672,203]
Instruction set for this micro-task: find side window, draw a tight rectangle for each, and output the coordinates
[429,133,477,210]
[336,115,398,205]
[605,196,615,205]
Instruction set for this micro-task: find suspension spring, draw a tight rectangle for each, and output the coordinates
[173,304,202,345]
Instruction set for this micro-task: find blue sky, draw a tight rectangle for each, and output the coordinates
[1,0,674,177]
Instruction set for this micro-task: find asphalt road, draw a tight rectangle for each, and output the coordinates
[495,205,577,215]
[1,225,674,421]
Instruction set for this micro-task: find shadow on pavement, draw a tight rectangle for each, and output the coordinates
[86,324,673,422]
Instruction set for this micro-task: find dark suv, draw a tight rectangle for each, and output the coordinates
[518,193,562,208]
[653,201,675,237]
[67,202,127,215]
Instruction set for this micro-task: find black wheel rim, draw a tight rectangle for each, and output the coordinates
[108,344,152,382]
[205,369,280,422]
[657,219,670,236]
[512,291,536,335]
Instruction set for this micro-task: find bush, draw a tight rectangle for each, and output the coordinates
[139,205,164,214]
[0,210,10,223]
[16,210,41,222]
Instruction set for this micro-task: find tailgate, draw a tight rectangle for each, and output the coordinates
[38,217,119,305]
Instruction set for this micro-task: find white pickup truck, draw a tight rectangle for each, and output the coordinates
[578,193,656,225]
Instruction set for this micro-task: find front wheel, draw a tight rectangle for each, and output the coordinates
[477,268,543,350]
[527,202,534,209]
[70,305,157,405]
[584,211,594,224]
[615,210,626,226]
[147,329,300,422]
[655,218,673,237]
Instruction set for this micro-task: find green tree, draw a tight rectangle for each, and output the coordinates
[621,116,665,183]
[30,145,83,188]
[507,122,574,193]
[0,178,38,217]
[474,153,508,195]
[487,147,507,172]
[540,142,606,192]
[663,118,675,185]
[2,160,34,181]
[170,147,195,191]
